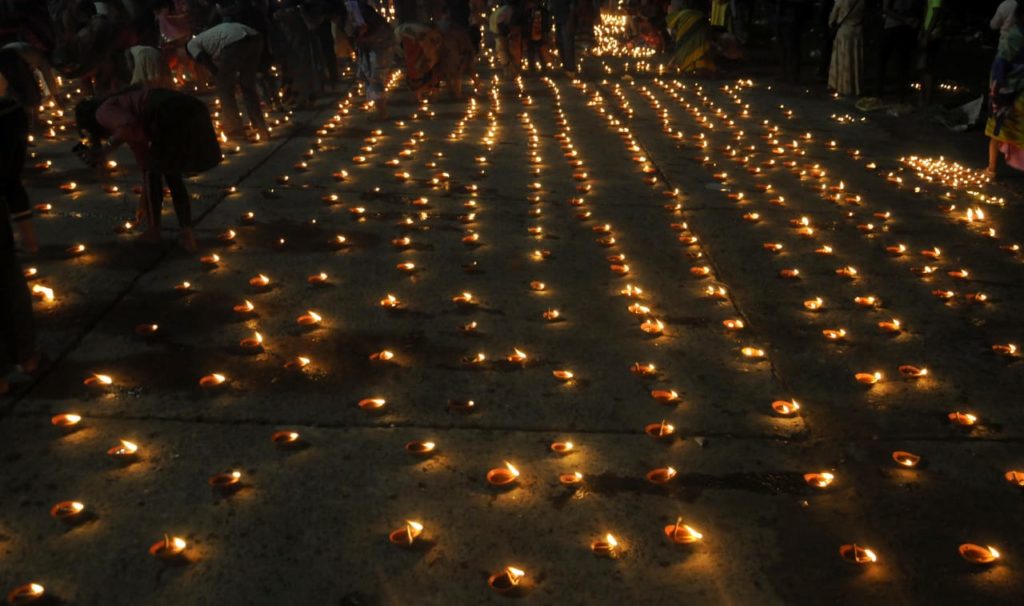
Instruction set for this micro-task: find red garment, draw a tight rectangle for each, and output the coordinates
[95,88,151,166]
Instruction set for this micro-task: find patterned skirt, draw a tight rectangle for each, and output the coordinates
[986,93,1024,171]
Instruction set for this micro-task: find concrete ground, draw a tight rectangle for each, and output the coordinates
[1,59,1023,605]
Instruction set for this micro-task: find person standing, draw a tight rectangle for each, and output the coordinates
[549,0,576,73]
[875,0,919,100]
[186,20,269,140]
[827,0,863,96]
[523,0,550,72]
[775,0,807,84]
[0,51,42,395]
[986,2,1024,177]
[345,0,394,118]
[916,0,944,106]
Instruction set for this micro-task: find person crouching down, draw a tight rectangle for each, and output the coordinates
[75,88,222,252]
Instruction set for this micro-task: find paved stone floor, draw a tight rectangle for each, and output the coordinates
[1,61,1023,605]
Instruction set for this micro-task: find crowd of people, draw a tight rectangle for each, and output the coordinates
[0,0,607,396]
[2,2,1023,396]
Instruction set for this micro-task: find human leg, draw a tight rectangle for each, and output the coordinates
[214,47,245,135]
[165,173,195,251]
[237,37,268,135]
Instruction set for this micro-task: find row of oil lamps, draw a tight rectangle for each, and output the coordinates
[620,76,1014,427]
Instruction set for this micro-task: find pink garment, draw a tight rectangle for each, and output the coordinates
[159,13,193,43]
[1001,142,1024,171]
[95,88,151,166]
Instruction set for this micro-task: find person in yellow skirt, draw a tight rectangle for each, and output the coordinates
[986,1,1024,177]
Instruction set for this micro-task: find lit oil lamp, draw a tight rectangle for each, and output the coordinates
[208,471,242,492]
[552,369,574,381]
[835,266,858,279]
[448,399,476,413]
[59,181,77,192]
[645,420,675,440]
[380,294,400,308]
[459,321,477,333]
[631,362,657,377]
[83,373,113,387]
[779,268,800,279]
[233,300,255,314]
[249,274,271,288]
[370,350,395,362]
[646,466,677,484]
[822,329,847,341]
[1004,470,1024,487]
[307,272,329,286]
[297,311,322,326]
[284,354,307,368]
[405,441,436,457]
[898,365,927,379]
[664,518,703,544]
[878,319,902,334]
[389,520,424,547]
[506,348,528,364]
[803,297,824,311]
[948,411,977,427]
[271,430,302,448]
[50,500,85,523]
[804,472,835,488]
[855,371,882,385]
[66,243,86,256]
[51,413,82,430]
[488,566,526,595]
[959,544,1000,565]
[892,451,921,467]
[174,281,192,293]
[199,373,226,387]
[551,441,574,454]
[107,439,139,461]
[992,344,1017,356]
[853,296,878,308]
[6,583,45,605]
[640,318,665,335]
[239,331,263,352]
[240,211,255,224]
[741,347,765,359]
[591,533,619,557]
[772,400,800,416]
[358,397,386,411]
[452,292,476,306]
[486,461,520,486]
[149,535,188,561]
[560,471,584,486]
[720,318,745,332]
[648,390,678,405]
[839,544,878,565]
